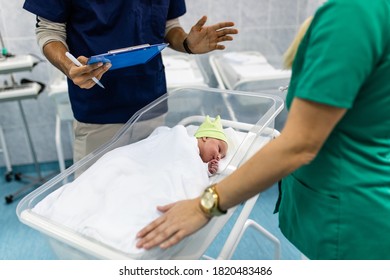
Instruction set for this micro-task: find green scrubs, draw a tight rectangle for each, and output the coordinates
[278,0,390,259]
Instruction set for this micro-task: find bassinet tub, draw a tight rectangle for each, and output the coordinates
[17,87,283,260]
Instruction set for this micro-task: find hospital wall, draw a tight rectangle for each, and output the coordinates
[0,0,324,168]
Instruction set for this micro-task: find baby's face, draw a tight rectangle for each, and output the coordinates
[199,138,228,163]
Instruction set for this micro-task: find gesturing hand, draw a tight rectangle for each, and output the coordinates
[185,16,238,54]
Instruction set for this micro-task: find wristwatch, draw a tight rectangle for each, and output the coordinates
[199,184,227,217]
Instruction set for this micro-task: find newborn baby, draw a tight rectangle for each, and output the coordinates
[195,115,228,175]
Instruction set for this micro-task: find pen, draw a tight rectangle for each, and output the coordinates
[65,52,105,89]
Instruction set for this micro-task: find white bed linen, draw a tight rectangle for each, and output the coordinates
[32,125,238,259]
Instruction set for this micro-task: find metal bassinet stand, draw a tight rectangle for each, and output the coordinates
[4,96,52,204]
[0,124,13,181]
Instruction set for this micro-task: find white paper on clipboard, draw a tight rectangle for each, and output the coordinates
[87,43,168,70]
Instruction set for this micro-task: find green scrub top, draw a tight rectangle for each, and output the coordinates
[278,0,390,259]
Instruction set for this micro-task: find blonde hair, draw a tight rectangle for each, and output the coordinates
[283,16,313,69]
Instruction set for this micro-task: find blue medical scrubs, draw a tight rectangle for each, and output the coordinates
[23,0,186,124]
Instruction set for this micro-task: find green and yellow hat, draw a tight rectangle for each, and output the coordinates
[195,115,228,143]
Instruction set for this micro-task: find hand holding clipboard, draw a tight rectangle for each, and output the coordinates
[66,52,105,89]
[87,43,168,70]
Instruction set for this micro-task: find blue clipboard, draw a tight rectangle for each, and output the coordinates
[87,43,168,70]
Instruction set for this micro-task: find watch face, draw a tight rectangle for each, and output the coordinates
[201,192,215,209]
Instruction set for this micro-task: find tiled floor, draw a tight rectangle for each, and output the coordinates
[0,163,59,260]
[0,163,301,260]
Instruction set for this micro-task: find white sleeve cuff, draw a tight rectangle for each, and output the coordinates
[36,16,68,53]
[165,17,181,37]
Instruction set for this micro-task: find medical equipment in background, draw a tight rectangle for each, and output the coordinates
[0,29,47,203]
[209,51,291,130]
[17,87,285,260]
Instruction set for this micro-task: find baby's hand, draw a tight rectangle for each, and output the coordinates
[208,159,219,175]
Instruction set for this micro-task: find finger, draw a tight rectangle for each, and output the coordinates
[77,56,89,64]
[214,45,226,51]
[86,62,105,73]
[138,203,178,240]
[212,21,235,30]
[94,72,104,80]
[78,79,95,89]
[194,15,207,29]
[156,202,176,213]
[217,35,235,43]
[216,28,239,37]
[71,63,102,78]
[138,220,179,249]
[160,229,187,249]
[136,216,165,239]
[142,222,185,250]
[92,63,111,79]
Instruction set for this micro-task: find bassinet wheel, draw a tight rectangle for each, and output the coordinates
[14,172,22,181]
[5,171,13,182]
[5,195,13,204]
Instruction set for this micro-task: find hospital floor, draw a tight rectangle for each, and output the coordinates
[0,163,302,260]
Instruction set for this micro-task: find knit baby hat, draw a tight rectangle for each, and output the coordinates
[194,115,228,143]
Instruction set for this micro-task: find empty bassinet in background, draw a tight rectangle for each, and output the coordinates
[209,51,291,131]
[162,54,209,90]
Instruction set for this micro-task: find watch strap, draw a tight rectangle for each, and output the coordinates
[183,37,193,54]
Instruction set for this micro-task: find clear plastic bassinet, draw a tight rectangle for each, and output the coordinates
[17,87,284,260]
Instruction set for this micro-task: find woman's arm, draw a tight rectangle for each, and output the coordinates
[136,98,347,249]
[217,98,346,210]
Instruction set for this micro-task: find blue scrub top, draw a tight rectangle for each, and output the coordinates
[23,0,186,124]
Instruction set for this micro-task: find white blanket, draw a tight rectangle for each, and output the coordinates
[33,125,212,259]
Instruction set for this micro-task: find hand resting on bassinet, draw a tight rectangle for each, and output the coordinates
[32,125,240,259]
